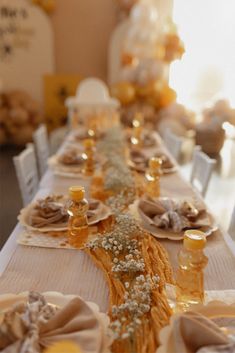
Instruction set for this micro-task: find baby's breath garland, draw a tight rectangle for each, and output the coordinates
[86,126,173,353]
[97,127,136,209]
[87,214,153,341]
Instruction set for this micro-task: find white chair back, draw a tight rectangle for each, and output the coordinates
[33,124,50,177]
[190,146,216,197]
[49,126,68,154]
[228,205,235,240]
[13,143,39,206]
[164,129,183,162]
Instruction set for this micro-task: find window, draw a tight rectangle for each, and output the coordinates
[170,0,235,110]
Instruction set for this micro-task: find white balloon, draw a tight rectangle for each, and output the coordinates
[131,1,158,24]
[120,67,136,82]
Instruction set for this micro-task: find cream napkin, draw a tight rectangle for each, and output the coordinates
[138,198,211,233]
[0,292,109,353]
[158,311,235,353]
[29,196,68,228]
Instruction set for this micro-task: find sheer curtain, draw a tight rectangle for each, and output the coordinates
[170,0,235,111]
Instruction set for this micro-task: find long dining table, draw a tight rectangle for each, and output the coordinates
[0,129,235,314]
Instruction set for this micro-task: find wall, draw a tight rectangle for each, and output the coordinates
[51,0,173,82]
[51,0,119,81]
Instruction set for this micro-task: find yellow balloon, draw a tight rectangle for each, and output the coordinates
[159,85,177,108]
[43,341,82,353]
[136,84,152,98]
[111,82,136,105]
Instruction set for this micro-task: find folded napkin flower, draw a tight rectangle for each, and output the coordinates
[130,150,148,172]
[158,311,235,353]
[141,130,157,147]
[74,130,104,141]
[58,149,84,166]
[156,154,173,170]
[130,150,174,174]
[127,130,156,147]
[138,198,210,233]
[0,292,108,353]
[29,196,68,228]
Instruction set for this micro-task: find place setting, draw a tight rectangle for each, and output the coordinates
[48,138,105,178]
[17,191,112,249]
[124,112,161,149]
[67,123,106,145]
[128,148,178,175]
[129,196,217,240]
[0,291,112,353]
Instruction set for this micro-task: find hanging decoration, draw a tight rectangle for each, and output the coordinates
[111,0,185,127]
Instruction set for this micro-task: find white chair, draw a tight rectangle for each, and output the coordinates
[33,124,50,177]
[13,143,39,206]
[228,205,235,240]
[163,129,183,162]
[222,205,235,257]
[49,126,68,155]
[190,146,216,197]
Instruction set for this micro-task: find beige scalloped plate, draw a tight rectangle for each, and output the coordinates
[18,197,112,233]
[127,159,178,175]
[48,153,106,179]
[48,155,85,178]
[129,199,217,241]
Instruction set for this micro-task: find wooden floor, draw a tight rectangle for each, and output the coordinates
[0,146,23,249]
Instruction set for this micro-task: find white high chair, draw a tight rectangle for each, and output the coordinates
[65,78,120,128]
[190,146,216,197]
[13,143,39,206]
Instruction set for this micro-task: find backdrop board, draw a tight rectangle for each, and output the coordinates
[0,0,55,105]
